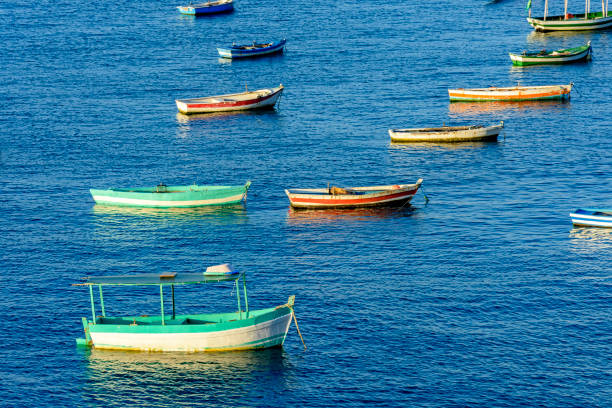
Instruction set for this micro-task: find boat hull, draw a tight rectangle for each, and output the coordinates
[177,1,234,15]
[570,209,612,228]
[527,13,612,31]
[90,183,250,208]
[217,40,286,59]
[510,44,591,66]
[286,180,422,209]
[84,306,293,352]
[176,86,283,114]
[389,123,503,143]
[449,84,572,102]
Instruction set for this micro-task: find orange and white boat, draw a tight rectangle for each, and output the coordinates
[448,84,572,102]
[285,179,423,209]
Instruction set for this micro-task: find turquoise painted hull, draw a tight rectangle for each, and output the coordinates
[78,305,293,352]
[90,182,250,208]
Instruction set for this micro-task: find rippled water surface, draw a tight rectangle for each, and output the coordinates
[1,0,611,406]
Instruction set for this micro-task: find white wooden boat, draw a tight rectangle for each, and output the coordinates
[285,179,423,209]
[449,84,572,102]
[527,0,612,31]
[176,85,283,114]
[389,122,504,143]
[75,266,297,352]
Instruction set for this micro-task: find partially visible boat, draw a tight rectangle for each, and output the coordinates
[217,39,286,59]
[389,122,504,143]
[74,266,296,352]
[449,84,572,102]
[570,208,612,228]
[176,85,283,114]
[509,42,591,66]
[90,181,251,208]
[527,1,612,31]
[177,0,234,15]
[285,179,423,209]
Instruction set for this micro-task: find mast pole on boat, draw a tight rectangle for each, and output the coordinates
[586,0,589,18]
[171,284,175,320]
[544,0,548,20]
[98,285,106,317]
[89,285,96,323]
[564,0,569,18]
[242,273,249,317]
[160,285,165,325]
[235,278,242,320]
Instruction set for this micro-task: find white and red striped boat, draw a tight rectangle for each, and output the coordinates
[176,85,284,114]
[285,179,423,209]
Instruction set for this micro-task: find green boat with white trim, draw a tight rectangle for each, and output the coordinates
[90,181,250,208]
[75,264,297,352]
[510,42,591,66]
[527,0,612,31]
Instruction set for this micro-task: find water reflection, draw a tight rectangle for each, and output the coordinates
[526,30,595,44]
[286,206,417,225]
[175,109,277,124]
[448,100,570,115]
[92,204,248,226]
[81,348,294,406]
[569,227,612,252]
[389,140,499,150]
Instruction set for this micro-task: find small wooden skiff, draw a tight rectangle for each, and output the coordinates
[217,39,286,59]
[177,0,234,15]
[74,266,296,352]
[389,121,504,143]
[176,85,283,114]
[570,208,612,228]
[448,84,572,102]
[90,181,250,208]
[510,42,591,66]
[285,179,423,209]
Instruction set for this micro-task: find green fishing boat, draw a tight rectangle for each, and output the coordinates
[75,264,300,352]
[510,42,591,66]
[90,181,250,208]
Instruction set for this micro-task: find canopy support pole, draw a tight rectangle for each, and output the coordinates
[89,285,96,323]
[235,280,242,320]
[160,285,165,325]
[171,284,175,320]
[564,0,568,18]
[242,274,249,317]
[98,285,106,317]
[544,0,548,20]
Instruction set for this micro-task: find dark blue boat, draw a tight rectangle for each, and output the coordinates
[177,0,234,16]
[217,39,286,59]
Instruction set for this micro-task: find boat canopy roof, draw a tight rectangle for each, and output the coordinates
[75,272,243,286]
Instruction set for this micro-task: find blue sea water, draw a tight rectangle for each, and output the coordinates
[1,0,611,406]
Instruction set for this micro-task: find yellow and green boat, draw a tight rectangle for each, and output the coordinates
[75,264,296,352]
[90,181,250,208]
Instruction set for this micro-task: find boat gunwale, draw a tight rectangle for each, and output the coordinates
[449,84,571,93]
[285,179,423,197]
[176,86,282,104]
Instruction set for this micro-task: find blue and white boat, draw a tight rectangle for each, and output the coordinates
[217,39,286,59]
[570,208,612,228]
[177,0,234,16]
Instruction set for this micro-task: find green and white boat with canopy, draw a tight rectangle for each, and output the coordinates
[74,264,299,352]
[527,0,612,31]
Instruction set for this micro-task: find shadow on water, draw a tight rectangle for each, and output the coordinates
[175,108,278,124]
[80,347,294,406]
[286,205,417,225]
